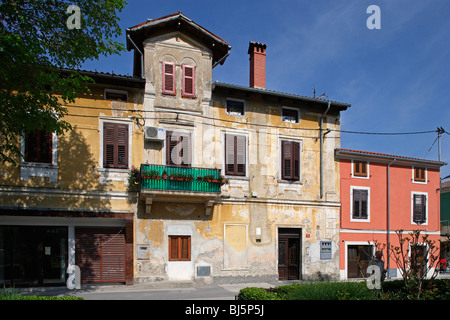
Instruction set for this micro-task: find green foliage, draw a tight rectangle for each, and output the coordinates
[286,281,376,300]
[0,288,83,300]
[0,0,127,164]
[238,281,376,300]
[237,287,279,300]
[379,279,450,300]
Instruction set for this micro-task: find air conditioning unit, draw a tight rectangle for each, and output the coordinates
[144,126,165,141]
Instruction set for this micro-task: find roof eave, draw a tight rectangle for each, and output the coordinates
[335,149,447,168]
[212,81,351,111]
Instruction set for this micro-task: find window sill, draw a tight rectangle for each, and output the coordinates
[20,162,59,184]
[97,167,129,185]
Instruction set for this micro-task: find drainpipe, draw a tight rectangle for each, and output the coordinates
[127,34,145,79]
[320,101,331,199]
[386,158,396,278]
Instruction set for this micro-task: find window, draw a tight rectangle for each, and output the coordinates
[169,235,191,261]
[166,131,191,167]
[353,161,368,177]
[226,100,244,116]
[413,194,427,224]
[182,65,195,98]
[105,89,128,102]
[24,130,53,163]
[352,188,369,220]
[162,61,176,95]
[281,140,300,181]
[282,108,299,123]
[103,122,129,169]
[414,167,426,183]
[225,134,246,176]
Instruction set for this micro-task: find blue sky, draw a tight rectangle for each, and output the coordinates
[81,0,450,179]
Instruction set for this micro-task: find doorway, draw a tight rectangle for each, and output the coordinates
[278,228,301,280]
[347,244,372,278]
[0,226,67,287]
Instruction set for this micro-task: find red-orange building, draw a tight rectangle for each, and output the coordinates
[335,149,446,280]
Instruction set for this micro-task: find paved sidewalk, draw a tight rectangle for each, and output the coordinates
[15,281,278,300]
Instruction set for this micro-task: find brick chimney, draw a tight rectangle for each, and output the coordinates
[248,41,267,89]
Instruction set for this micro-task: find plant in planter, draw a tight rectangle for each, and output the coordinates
[162,170,168,179]
[204,174,215,182]
[217,175,227,185]
[197,175,204,181]
[186,174,194,181]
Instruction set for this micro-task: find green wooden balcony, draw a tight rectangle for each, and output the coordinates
[140,164,223,193]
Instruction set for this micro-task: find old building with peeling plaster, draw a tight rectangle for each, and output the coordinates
[128,12,350,284]
[0,12,351,287]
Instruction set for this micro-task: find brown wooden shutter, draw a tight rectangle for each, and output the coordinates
[162,61,175,95]
[293,141,300,180]
[236,135,246,175]
[104,122,128,169]
[169,236,191,261]
[166,131,191,167]
[25,130,52,163]
[182,65,195,97]
[413,194,426,223]
[225,134,246,176]
[282,140,293,179]
[225,134,235,174]
[282,140,300,181]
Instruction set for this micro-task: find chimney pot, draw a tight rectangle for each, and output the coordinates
[248,42,267,89]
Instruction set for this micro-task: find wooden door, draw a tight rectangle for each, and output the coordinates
[278,228,301,280]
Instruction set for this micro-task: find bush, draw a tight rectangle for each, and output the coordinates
[0,288,83,300]
[238,281,376,300]
[380,279,450,300]
[237,287,279,300]
[287,281,376,300]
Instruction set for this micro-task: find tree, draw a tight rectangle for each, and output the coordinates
[390,229,441,299]
[0,0,127,164]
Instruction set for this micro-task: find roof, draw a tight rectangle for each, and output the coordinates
[335,148,447,167]
[212,81,351,111]
[442,180,450,190]
[60,68,145,88]
[126,12,231,66]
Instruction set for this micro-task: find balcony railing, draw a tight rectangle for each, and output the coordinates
[140,164,223,193]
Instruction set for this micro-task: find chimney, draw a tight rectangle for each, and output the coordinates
[248,41,267,89]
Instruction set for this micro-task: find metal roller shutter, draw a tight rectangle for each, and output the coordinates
[75,228,126,283]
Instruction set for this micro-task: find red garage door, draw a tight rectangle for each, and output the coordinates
[75,228,126,283]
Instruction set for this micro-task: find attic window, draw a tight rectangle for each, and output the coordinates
[282,107,299,123]
[105,89,128,102]
[226,100,244,116]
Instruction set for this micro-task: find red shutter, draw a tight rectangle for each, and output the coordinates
[162,61,176,95]
[182,65,195,98]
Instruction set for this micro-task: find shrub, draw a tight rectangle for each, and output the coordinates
[0,288,83,300]
[237,287,279,300]
[286,281,376,300]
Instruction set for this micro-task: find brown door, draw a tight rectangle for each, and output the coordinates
[348,245,372,278]
[278,228,301,280]
[75,228,126,283]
